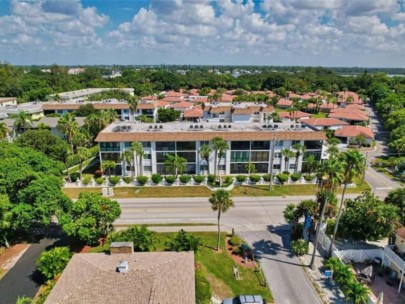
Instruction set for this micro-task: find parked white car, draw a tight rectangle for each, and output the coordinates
[222,295,264,304]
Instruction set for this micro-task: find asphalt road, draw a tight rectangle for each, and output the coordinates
[0,238,55,304]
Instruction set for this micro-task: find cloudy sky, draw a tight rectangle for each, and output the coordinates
[0,0,405,67]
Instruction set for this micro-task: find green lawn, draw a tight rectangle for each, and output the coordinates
[90,232,273,303]
[67,157,95,174]
[311,113,327,118]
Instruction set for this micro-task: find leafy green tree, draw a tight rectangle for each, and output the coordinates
[13,111,32,133]
[109,225,155,252]
[157,108,181,122]
[283,204,298,224]
[317,158,344,191]
[121,150,134,177]
[36,247,71,279]
[0,195,12,247]
[0,122,9,140]
[128,96,139,121]
[326,137,340,158]
[344,281,369,304]
[75,104,96,117]
[59,193,121,245]
[385,188,405,225]
[340,191,400,241]
[209,190,234,251]
[199,144,212,175]
[164,154,186,177]
[329,150,365,256]
[390,137,405,156]
[165,229,201,252]
[57,112,78,152]
[244,162,256,174]
[102,160,116,177]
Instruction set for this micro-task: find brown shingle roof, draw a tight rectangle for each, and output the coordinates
[277,99,293,106]
[329,111,368,121]
[334,125,374,139]
[96,130,326,142]
[169,101,193,109]
[45,252,195,304]
[301,118,349,126]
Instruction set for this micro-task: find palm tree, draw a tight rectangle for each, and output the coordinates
[121,150,134,177]
[13,111,32,133]
[199,144,212,175]
[77,147,90,181]
[100,109,118,127]
[57,113,78,152]
[209,190,234,251]
[326,137,340,158]
[328,150,365,256]
[317,158,344,191]
[292,144,306,173]
[164,154,186,177]
[244,162,256,175]
[102,160,116,177]
[128,96,139,122]
[0,122,9,140]
[282,148,295,172]
[287,106,298,121]
[302,154,318,176]
[131,142,145,176]
[212,137,229,179]
[344,282,369,304]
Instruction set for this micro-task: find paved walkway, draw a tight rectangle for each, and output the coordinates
[239,228,321,304]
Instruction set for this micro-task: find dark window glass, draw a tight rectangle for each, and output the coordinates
[156,152,172,163]
[144,154,151,160]
[251,151,269,162]
[142,142,151,148]
[185,164,196,174]
[305,141,322,149]
[156,164,166,174]
[304,151,322,161]
[100,142,120,152]
[231,151,250,162]
[251,141,270,150]
[156,142,175,151]
[231,141,250,150]
[176,141,196,151]
[101,152,120,162]
[255,163,269,173]
[177,152,196,162]
[273,164,281,170]
[230,163,248,174]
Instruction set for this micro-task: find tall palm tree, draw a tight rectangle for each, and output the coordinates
[302,154,318,176]
[164,154,186,177]
[0,122,9,140]
[282,148,295,172]
[131,142,145,176]
[128,96,139,122]
[344,281,369,304]
[212,137,228,179]
[326,138,340,158]
[328,150,365,256]
[209,189,234,251]
[77,147,90,181]
[199,144,212,175]
[292,143,306,173]
[57,112,78,152]
[317,158,344,191]
[122,150,134,177]
[100,109,118,127]
[13,111,32,133]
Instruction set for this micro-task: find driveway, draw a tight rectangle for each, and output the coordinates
[239,228,321,304]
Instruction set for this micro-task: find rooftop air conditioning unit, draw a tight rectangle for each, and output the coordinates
[117,261,128,273]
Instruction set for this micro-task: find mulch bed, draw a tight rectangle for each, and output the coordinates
[225,237,255,268]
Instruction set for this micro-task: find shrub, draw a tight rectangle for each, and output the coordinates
[290,173,302,181]
[236,175,247,183]
[165,175,176,184]
[95,177,105,185]
[249,175,261,183]
[151,173,162,184]
[229,236,241,247]
[109,176,120,185]
[276,173,289,184]
[82,176,91,185]
[70,172,80,182]
[94,170,102,178]
[303,174,315,182]
[165,229,202,252]
[207,174,216,183]
[179,174,191,183]
[262,174,271,182]
[223,176,233,186]
[36,247,72,280]
[137,176,148,185]
[108,225,155,252]
[291,239,308,256]
[291,223,304,241]
[123,177,133,184]
[282,170,291,175]
[194,175,205,183]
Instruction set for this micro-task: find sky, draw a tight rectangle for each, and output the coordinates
[1,0,405,67]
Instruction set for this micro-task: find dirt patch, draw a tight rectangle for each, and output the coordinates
[205,269,233,299]
[225,237,255,269]
[0,244,30,276]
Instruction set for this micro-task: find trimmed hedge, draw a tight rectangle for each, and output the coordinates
[82,176,91,185]
[109,176,120,185]
[236,175,247,183]
[249,175,261,182]
[303,174,315,182]
[137,176,148,185]
[229,236,241,247]
[95,177,105,185]
[179,174,191,183]
[123,177,133,184]
[290,173,302,181]
[70,172,80,182]
[276,173,289,184]
[207,174,216,183]
[151,173,162,184]
[94,170,102,178]
[193,175,205,183]
[165,175,176,184]
[282,171,291,175]
[262,174,271,182]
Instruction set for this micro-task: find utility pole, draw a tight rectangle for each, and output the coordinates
[309,189,328,269]
[269,131,276,191]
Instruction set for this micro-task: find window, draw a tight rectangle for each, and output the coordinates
[251,141,270,150]
[305,141,322,149]
[230,163,248,174]
[273,164,281,170]
[255,163,269,173]
[101,153,120,162]
[289,164,296,170]
[220,112,225,115]
[231,151,250,162]
[218,165,226,171]
[251,151,269,162]
[156,164,166,174]
[292,140,301,146]
[200,164,208,171]
[276,140,284,147]
[143,166,152,172]
[176,141,196,151]
[156,142,175,151]
[100,142,120,152]
[274,153,281,158]
[144,154,151,160]
[231,141,250,150]
[200,141,209,146]
[177,152,196,162]
[185,164,196,174]
[156,152,172,163]
[142,142,151,148]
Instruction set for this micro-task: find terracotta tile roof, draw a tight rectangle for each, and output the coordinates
[288,92,301,99]
[337,91,363,104]
[208,106,232,113]
[396,227,405,239]
[261,105,275,113]
[141,95,156,101]
[279,111,312,119]
[137,103,156,110]
[300,94,314,100]
[45,252,195,304]
[42,103,130,110]
[169,101,193,109]
[232,108,253,115]
[301,118,349,126]
[277,99,293,106]
[319,103,338,110]
[96,130,326,142]
[267,91,276,98]
[156,100,171,108]
[184,106,203,118]
[188,89,200,95]
[307,103,317,109]
[192,97,208,103]
[343,104,366,111]
[164,91,185,98]
[161,97,184,103]
[220,94,234,102]
[329,110,368,121]
[335,125,374,139]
